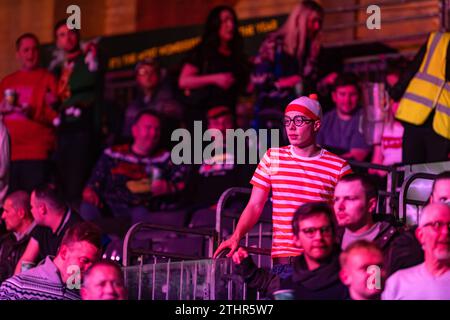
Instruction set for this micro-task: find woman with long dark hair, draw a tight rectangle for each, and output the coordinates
[178,5,250,124]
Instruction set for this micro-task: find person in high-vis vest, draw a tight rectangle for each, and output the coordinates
[389,31,450,164]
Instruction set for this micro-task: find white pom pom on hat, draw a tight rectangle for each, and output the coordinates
[285,93,322,120]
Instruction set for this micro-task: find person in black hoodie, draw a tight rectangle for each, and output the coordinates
[333,173,423,276]
[232,201,349,300]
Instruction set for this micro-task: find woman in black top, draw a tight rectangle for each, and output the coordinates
[178,5,250,124]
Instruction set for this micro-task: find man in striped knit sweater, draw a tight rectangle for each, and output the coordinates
[0,222,102,300]
[214,95,352,277]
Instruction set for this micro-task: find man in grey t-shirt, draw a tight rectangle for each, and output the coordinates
[382,203,450,300]
[317,73,371,162]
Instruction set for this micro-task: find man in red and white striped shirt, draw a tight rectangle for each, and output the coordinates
[214,95,352,276]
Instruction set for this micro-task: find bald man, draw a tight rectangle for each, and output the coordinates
[382,203,450,300]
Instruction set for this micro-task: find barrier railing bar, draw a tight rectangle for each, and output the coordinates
[179,260,184,300]
[399,172,437,224]
[193,262,198,301]
[165,258,171,300]
[129,249,203,261]
[152,256,156,300]
[138,255,143,300]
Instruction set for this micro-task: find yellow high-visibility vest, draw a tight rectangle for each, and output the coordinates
[396,32,450,140]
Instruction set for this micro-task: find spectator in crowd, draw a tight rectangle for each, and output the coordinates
[389,31,450,164]
[382,203,450,300]
[333,173,423,275]
[122,59,182,139]
[429,171,450,204]
[251,0,326,111]
[0,222,102,300]
[52,20,101,207]
[232,202,349,300]
[0,191,36,282]
[0,119,9,207]
[178,5,250,124]
[339,240,385,300]
[186,106,255,229]
[0,33,58,193]
[214,96,352,279]
[81,260,127,300]
[370,67,404,177]
[14,184,82,275]
[317,73,371,162]
[81,110,188,227]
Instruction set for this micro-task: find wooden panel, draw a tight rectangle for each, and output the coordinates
[0,0,55,78]
[104,0,137,35]
[136,0,238,31]
[54,0,106,39]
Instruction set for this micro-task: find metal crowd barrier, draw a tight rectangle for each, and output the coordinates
[121,162,446,299]
[399,172,437,225]
[215,187,273,266]
[122,223,218,267]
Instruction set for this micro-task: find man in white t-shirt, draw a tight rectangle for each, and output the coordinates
[213,95,352,277]
[382,203,450,300]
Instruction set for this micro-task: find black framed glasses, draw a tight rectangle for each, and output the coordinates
[300,225,333,238]
[283,116,315,127]
[422,221,450,232]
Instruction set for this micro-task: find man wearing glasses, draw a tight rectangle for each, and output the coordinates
[382,203,450,300]
[214,95,352,278]
[231,202,349,300]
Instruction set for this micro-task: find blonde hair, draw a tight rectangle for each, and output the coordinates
[275,1,323,71]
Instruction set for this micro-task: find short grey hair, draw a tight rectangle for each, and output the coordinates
[420,203,450,227]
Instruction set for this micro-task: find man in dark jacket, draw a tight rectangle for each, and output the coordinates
[232,202,349,300]
[333,173,423,275]
[0,191,35,282]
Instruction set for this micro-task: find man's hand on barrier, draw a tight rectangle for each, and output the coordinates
[232,247,249,265]
[213,235,240,259]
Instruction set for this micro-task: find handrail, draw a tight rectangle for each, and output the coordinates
[399,172,437,224]
[213,245,271,259]
[126,249,203,262]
